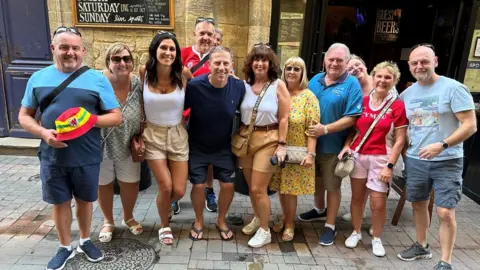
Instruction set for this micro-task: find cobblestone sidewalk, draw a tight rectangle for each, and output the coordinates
[0,155,480,270]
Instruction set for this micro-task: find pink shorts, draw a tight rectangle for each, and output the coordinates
[350,153,390,193]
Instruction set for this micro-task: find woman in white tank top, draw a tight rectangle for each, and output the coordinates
[237,44,290,248]
[139,32,192,246]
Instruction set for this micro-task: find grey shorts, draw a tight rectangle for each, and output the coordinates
[405,156,463,208]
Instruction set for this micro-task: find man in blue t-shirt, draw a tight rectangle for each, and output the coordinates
[18,27,121,270]
[185,46,245,241]
[297,43,363,246]
[396,45,476,269]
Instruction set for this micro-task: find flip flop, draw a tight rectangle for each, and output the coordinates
[216,224,234,241]
[189,222,203,241]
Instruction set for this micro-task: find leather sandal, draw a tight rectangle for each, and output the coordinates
[99,223,114,243]
[282,227,295,242]
[158,227,174,245]
[122,218,143,235]
[216,224,234,241]
[189,222,203,241]
[272,220,284,233]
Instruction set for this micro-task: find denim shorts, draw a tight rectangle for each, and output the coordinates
[405,156,463,208]
[40,163,101,204]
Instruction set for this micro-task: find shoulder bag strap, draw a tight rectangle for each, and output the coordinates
[246,80,272,135]
[354,97,396,153]
[190,53,210,74]
[39,66,90,114]
[138,69,147,134]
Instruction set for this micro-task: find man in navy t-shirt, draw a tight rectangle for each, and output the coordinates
[185,46,245,241]
[18,27,121,270]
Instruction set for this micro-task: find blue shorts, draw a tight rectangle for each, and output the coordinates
[40,163,101,204]
[405,156,463,209]
[188,149,235,185]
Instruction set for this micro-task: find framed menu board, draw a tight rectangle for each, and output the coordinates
[72,0,174,29]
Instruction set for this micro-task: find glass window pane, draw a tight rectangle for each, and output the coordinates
[277,0,306,68]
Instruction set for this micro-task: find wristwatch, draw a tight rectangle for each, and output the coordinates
[386,163,394,169]
[441,140,449,150]
[308,152,316,157]
[323,125,329,135]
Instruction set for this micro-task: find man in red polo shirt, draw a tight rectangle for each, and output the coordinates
[173,17,217,216]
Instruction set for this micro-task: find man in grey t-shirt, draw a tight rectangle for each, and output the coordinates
[397,44,477,269]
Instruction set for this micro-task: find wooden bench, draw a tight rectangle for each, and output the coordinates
[391,175,434,226]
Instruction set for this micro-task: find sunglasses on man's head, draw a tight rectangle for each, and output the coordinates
[110,56,133,64]
[412,43,435,52]
[195,17,216,26]
[285,66,301,72]
[158,31,176,37]
[53,26,82,37]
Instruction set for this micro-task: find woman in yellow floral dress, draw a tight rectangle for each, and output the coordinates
[270,57,320,241]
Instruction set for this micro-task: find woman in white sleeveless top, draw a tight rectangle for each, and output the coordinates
[139,32,192,245]
[238,44,290,248]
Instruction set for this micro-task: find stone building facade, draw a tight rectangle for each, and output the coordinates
[46,0,271,77]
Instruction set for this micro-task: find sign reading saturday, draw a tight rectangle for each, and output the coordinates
[374,9,401,43]
[72,0,174,29]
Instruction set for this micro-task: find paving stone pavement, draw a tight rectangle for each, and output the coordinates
[0,155,480,270]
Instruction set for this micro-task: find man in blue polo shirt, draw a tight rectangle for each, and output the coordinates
[185,46,246,241]
[18,27,121,270]
[298,43,362,246]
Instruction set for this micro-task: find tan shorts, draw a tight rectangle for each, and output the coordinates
[99,157,141,185]
[315,153,342,192]
[237,127,278,173]
[142,122,189,162]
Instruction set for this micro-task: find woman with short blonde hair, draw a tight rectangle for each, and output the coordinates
[270,56,320,241]
[98,42,143,243]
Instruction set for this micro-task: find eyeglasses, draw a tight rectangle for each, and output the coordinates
[254,42,271,48]
[285,66,301,72]
[412,43,435,52]
[53,26,82,37]
[195,17,216,26]
[110,56,133,64]
[157,31,176,37]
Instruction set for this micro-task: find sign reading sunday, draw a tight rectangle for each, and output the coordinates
[72,0,174,29]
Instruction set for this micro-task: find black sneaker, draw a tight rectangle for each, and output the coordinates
[76,240,104,262]
[172,201,180,215]
[298,208,327,221]
[397,242,432,261]
[319,227,336,246]
[46,247,75,270]
[434,261,452,270]
[205,188,218,212]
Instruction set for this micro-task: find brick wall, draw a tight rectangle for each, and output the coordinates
[47,0,271,77]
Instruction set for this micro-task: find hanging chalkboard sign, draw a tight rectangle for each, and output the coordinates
[71,0,174,29]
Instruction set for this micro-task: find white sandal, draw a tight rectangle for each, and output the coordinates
[99,223,114,243]
[159,227,174,246]
[122,218,143,235]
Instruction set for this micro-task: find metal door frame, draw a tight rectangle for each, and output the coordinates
[0,0,10,137]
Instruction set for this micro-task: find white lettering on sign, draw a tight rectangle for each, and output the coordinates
[77,2,120,13]
[128,16,144,23]
[78,12,111,23]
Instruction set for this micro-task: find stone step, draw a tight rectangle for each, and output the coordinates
[0,137,40,156]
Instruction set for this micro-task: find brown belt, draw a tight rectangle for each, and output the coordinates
[242,123,279,131]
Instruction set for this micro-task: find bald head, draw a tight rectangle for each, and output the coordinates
[408,45,438,85]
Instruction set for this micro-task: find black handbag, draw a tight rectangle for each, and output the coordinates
[233,167,276,196]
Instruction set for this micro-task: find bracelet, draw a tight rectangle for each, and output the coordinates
[307,152,316,157]
[278,141,287,145]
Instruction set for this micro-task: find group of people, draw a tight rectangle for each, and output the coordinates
[17,16,476,270]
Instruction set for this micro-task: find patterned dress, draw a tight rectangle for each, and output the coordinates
[270,89,320,195]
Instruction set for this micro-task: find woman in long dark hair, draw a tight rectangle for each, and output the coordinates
[139,31,192,245]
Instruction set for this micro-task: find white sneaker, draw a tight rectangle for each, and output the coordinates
[342,212,367,221]
[248,227,271,248]
[345,231,362,248]
[242,216,260,235]
[372,238,385,257]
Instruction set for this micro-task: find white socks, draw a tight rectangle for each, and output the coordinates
[325,223,335,231]
[60,244,72,251]
[79,237,90,245]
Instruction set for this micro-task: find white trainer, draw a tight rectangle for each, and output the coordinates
[372,238,386,257]
[248,227,271,248]
[342,212,367,222]
[242,216,260,235]
[345,231,362,248]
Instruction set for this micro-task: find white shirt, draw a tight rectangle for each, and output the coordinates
[143,82,184,126]
[240,79,279,126]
